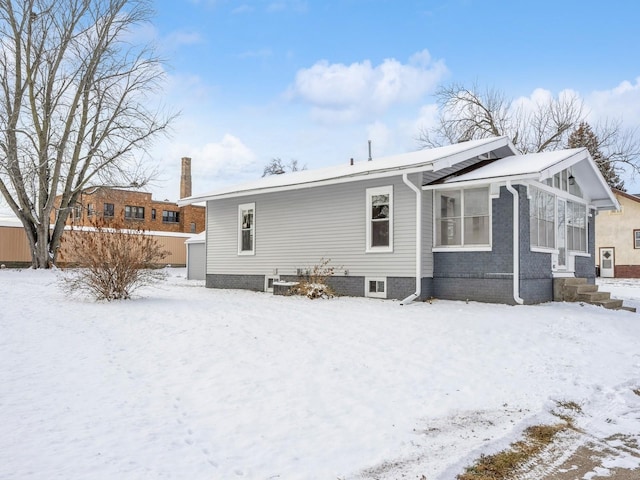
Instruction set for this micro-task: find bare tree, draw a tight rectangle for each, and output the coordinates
[262,157,306,177]
[418,82,640,180]
[0,0,175,268]
[418,82,584,153]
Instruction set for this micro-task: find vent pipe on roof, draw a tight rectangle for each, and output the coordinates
[350,158,354,166]
[368,140,372,161]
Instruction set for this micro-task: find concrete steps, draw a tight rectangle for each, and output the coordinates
[554,278,636,312]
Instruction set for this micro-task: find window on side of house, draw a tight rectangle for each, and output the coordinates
[104,203,115,217]
[238,202,255,255]
[125,205,145,220]
[567,201,587,253]
[162,210,179,223]
[365,277,387,299]
[529,187,555,249]
[435,187,490,247]
[366,186,393,252]
[635,230,640,249]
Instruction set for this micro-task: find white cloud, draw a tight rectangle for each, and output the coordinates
[587,77,640,127]
[286,49,448,124]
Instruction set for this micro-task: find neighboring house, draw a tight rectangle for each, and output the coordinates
[179,137,618,304]
[51,157,205,234]
[595,189,640,278]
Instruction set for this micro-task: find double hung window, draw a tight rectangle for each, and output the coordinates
[366,186,393,252]
[238,203,255,255]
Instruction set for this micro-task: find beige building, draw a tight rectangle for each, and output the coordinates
[595,189,640,277]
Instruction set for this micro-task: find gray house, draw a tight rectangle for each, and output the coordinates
[179,136,619,304]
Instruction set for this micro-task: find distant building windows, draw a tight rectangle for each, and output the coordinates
[190,222,196,233]
[634,230,640,249]
[87,203,95,217]
[151,208,156,220]
[162,210,179,223]
[104,203,115,217]
[125,205,145,220]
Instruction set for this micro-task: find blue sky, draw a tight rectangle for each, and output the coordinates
[143,0,640,199]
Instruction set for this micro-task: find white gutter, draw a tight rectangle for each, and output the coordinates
[400,173,422,305]
[505,180,524,305]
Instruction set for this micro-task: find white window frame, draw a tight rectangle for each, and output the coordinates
[238,202,255,256]
[366,186,393,253]
[528,183,590,257]
[264,275,279,292]
[365,277,387,299]
[432,187,492,251]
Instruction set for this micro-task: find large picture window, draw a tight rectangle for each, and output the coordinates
[238,203,255,255]
[435,187,490,247]
[366,186,393,252]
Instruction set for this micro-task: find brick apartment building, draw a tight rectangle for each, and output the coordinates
[53,157,205,234]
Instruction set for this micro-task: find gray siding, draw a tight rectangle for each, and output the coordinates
[206,174,425,285]
[186,242,206,280]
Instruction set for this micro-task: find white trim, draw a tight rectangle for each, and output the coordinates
[365,277,387,299]
[531,246,558,254]
[571,251,591,258]
[238,202,255,256]
[433,187,492,249]
[264,275,280,292]
[365,186,393,253]
[179,137,516,205]
[432,246,492,253]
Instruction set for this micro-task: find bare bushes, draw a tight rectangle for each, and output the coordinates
[59,217,169,300]
[292,258,336,299]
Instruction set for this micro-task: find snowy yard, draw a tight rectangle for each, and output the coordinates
[1,269,639,480]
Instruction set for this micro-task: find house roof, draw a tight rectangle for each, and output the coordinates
[179,136,517,204]
[443,148,620,210]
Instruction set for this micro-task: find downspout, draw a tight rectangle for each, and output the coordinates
[505,181,524,305]
[400,173,422,305]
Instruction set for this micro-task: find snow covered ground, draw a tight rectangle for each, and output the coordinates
[1,269,639,480]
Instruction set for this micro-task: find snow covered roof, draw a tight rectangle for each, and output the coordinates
[443,148,619,210]
[179,136,517,204]
[185,231,206,244]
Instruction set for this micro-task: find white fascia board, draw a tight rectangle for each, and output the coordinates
[423,174,536,191]
[180,164,437,204]
[538,149,588,179]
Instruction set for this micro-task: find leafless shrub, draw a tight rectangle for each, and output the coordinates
[292,258,336,299]
[59,216,169,300]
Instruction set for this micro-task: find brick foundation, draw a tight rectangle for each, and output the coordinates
[612,265,640,278]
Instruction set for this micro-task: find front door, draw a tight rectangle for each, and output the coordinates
[600,247,615,278]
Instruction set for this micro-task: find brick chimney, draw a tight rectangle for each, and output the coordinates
[180,157,192,199]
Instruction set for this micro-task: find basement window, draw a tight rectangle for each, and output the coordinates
[366,277,387,299]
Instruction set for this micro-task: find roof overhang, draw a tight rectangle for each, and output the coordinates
[179,136,517,205]
[430,148,619,211]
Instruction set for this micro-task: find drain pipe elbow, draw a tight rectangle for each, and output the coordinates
[400,173,422,305]
[505,181,524,305]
